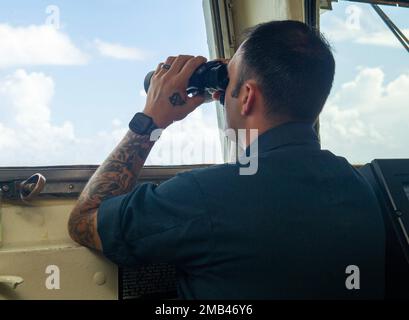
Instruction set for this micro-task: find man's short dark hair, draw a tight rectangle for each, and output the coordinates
[233,20,335,122]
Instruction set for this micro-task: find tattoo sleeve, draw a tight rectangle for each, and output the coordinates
[68,130,155,250]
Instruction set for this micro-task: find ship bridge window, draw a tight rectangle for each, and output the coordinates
[319,1,409,164]
[0,0,223,166]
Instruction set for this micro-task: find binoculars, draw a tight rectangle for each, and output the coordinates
[144,60,229,105]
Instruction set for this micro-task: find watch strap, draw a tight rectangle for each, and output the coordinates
[129,112,158,135]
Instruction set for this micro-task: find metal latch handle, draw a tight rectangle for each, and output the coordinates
[20,173,46,203]
[0,276,24,289]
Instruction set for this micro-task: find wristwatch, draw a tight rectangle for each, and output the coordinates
[129,112,159,135]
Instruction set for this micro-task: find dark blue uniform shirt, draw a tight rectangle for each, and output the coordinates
[98,122,385,299]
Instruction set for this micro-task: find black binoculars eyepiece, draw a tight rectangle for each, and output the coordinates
[144,60,229,105]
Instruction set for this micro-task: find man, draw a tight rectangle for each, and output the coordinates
[68,20,385,299]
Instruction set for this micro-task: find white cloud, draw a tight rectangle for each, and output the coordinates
[322,6,409,49]
[356,29,409,48]
[0,69,222,166]
[0,69,76,164]
[112,118,122,127]
[1,68,406,166]
[320,67,409,163]
[95,39,149,61]
[0,24,88,68]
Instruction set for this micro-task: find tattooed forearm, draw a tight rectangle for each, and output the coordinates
[78,131,153,209]
[68,130,155,249]
[169,92,186,106]
[68,212,98,249]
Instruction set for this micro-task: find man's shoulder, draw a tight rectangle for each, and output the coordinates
[169,163,238,189]
[189,162,237,174]
[184,162,240,180]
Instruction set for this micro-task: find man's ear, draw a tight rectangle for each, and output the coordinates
[240,80,257,116]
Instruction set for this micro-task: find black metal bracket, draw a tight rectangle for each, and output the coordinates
[345,0,409,7]
[0,180,24,201]
[305,0,318,28]
[372,4,409,53]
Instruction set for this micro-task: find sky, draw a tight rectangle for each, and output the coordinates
[319,2,409,164]
[0,0,222,166]
[0,0,408,166]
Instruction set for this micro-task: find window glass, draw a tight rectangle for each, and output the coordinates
[0,0,223,166]
[320,2,408,164]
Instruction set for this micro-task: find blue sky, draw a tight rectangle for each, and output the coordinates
[319,2,408,163]
[321,2,408,90]
[0,0,408,165]
[0,0,210,137]
[0,0,222,165]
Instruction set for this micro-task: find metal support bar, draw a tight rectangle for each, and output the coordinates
[305,0,318,29]
[0,189,3,247]
[371,4,409,53]
[345,0,409,8]
[0,165,211,200]
[304,0,322,140]
[203,0,236,163]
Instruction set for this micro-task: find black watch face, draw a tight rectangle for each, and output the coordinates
[130,113,153,134]
[135,115,151,130]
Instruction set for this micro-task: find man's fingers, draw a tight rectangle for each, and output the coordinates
[154,63,164,75]
[156,56,176,77]
[165,56,177,65]
[167,55,194,74]
[179,56,207,83]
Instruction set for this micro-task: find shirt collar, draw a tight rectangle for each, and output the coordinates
[245,121,321,155]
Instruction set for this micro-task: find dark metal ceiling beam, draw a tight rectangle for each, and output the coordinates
[321,0,409,8]
[347,0,409,7]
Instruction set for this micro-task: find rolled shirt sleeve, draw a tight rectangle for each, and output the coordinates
[97,171,212,269]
